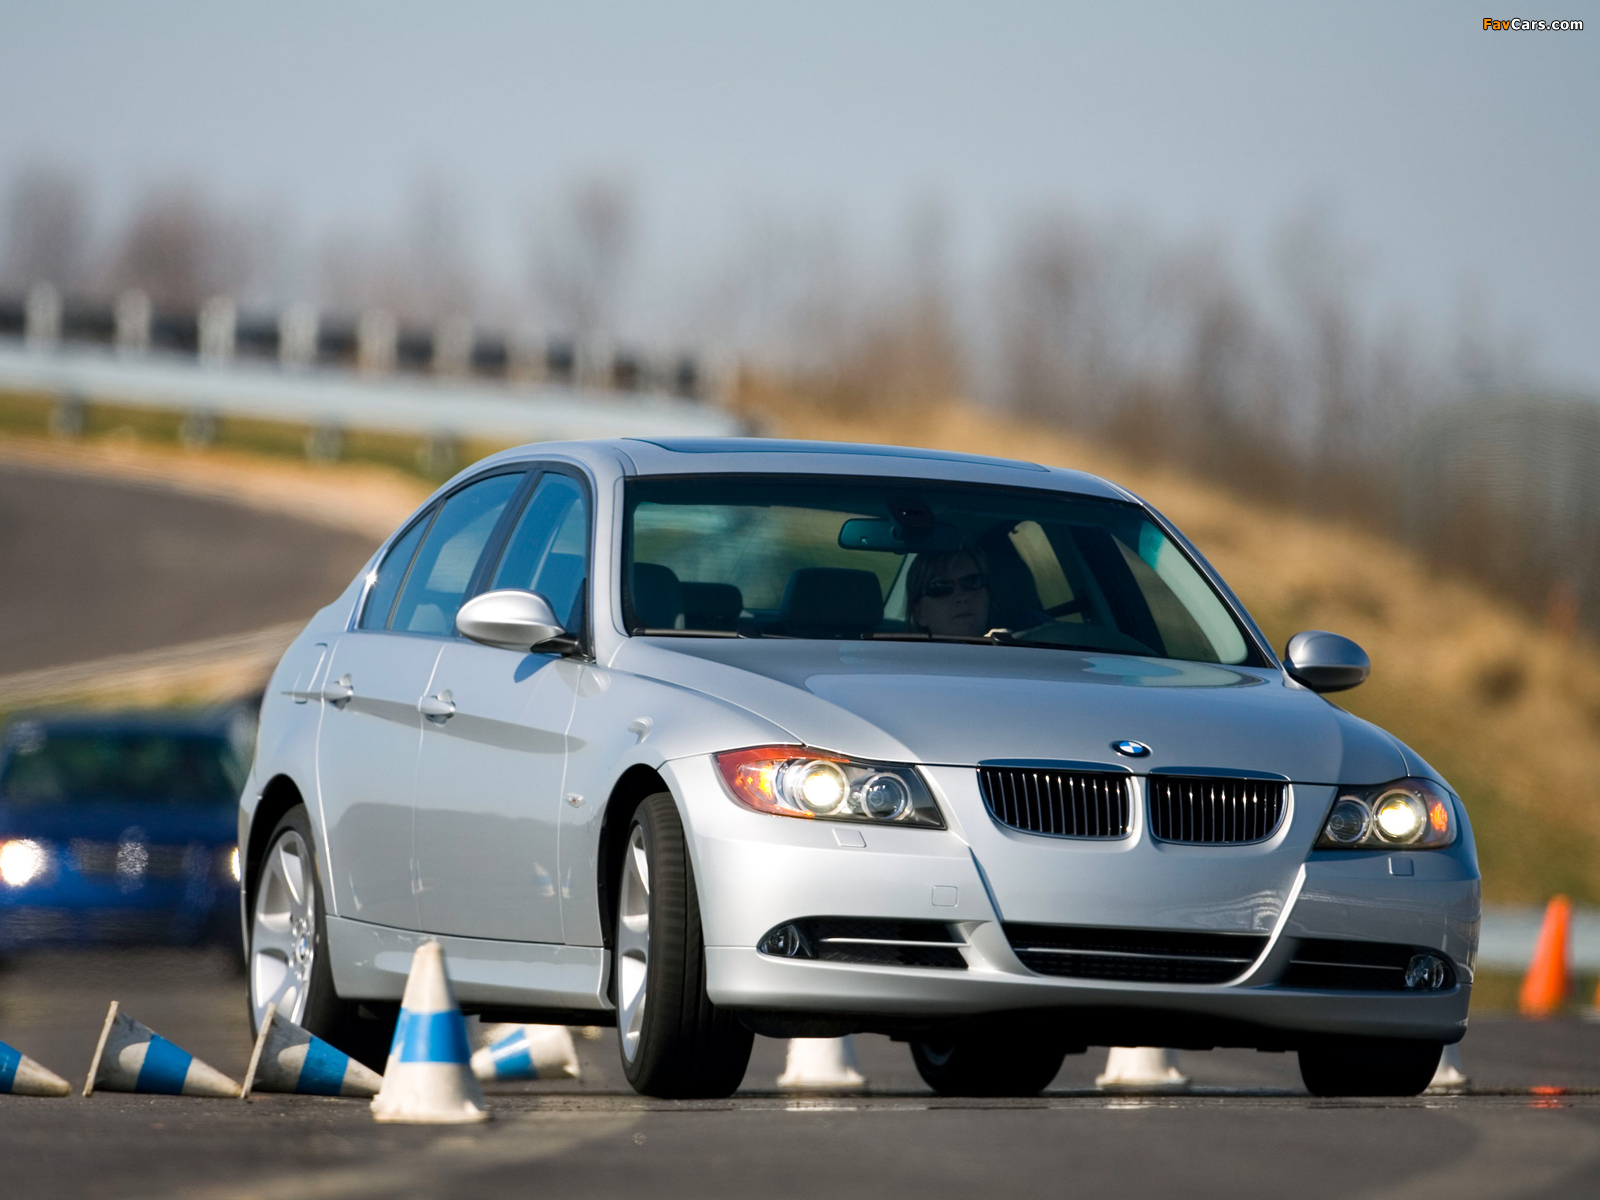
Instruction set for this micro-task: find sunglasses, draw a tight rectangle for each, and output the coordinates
[921,573,987,599]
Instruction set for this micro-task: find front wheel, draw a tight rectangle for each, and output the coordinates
[1298,1038,1443,1097]
[248,806,394,1070]
[614,792,753,1098]
[911,1021,1070,1096]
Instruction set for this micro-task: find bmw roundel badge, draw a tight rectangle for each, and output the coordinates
[1112,740,1151,758]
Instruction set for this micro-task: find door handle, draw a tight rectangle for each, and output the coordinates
[323,675,354,705]
[419,690,456,720]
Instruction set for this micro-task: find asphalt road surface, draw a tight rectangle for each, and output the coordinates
[0,459,376,675]
[2,949,1598,1200]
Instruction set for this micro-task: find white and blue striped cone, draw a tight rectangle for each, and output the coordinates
[1096,1047,1191,1093]
[242,1002,385,1099]
[0,1038,71,1096]
[777,1037,866,1089]
[370,941,487,1123]
[83,1001,241,1098]
[470,1023,580,1084]
[1426,1042,1469,1094]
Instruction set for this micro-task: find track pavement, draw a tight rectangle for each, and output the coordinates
[2,950,1599,1199]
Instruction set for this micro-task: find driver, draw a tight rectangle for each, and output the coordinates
[907,547,992,638]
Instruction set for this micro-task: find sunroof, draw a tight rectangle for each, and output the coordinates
[628,437,1047,472]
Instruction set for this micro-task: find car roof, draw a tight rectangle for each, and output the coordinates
[473,437,1132,501]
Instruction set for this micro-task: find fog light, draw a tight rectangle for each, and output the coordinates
[0,839,47,887]
[758,923,814,959]
[1405,953,1449,990]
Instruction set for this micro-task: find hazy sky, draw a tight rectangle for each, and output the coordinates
[3,1,1596,384]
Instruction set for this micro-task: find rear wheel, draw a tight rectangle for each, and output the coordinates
[614,792,753,1098]
[248,806,395,1070]
[1298,1037,1443,1097]
[911,1021,1070,1096]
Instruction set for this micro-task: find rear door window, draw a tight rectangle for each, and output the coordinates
[389,473,523,636]
[359,516,430,630]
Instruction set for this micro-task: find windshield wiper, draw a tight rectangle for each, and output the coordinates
[629,627,743,638]
[863,632,1002,645]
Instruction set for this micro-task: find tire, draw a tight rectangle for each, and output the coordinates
[614,792,753,1098]
[910,1021,1070,1096]
[247,805,396,1071]
[1298,1037,1443,1097]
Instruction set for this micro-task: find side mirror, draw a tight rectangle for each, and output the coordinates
[1283,630,1370,693]
[456,589,573,652]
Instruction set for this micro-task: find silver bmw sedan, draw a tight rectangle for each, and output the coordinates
[239,438,1479,1098]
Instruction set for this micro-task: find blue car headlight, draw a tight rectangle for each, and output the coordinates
[0,838,52,887]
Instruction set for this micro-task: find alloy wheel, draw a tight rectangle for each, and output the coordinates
[616,824,652,1063]
[250,829,316,1029]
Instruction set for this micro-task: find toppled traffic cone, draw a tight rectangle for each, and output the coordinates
[371,941,487,1123]
[1425,1042,1469,1094]
[1096,1047,1191,1093]
[470,1023,580,1083]
[777,1037,866,1089]
[0,1038,71,1096]
[242,1002,384,1099]
[83,1002,240,1097]
[1519,896,1571,1018]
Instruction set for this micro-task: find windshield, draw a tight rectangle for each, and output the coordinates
[622,475,1260,665]
[0,728,245,807]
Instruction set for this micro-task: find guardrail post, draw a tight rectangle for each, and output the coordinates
[115,290,151,355]
[358,310,397,374]
[199,296,237,364]
[305,423,344,462]
[433,316,473,376]
[180,408,219,448]
[575,338,612,390]
[49,391,86,438]
[25,284,61,349]
[279,303,318,368]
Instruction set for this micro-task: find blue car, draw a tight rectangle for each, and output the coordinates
[0,711,247,952]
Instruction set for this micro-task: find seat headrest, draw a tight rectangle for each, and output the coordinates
[780,568,883,638]
[631,563,684,630]
[682,582,743,631]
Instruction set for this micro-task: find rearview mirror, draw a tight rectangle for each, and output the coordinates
[456,589,573,652]
[838,517,962,553]
[1283,630,1370,693]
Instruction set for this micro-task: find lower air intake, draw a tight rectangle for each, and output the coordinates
[1004,923,1267,984]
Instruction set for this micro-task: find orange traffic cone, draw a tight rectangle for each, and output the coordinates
[1519,896,1571,1018]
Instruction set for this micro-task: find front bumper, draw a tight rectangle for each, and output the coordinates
[666,756,1479,1046]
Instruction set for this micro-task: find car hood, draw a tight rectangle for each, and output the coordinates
[618,638,1408,784]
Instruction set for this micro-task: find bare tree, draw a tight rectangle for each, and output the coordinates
[106,183,255,308]
[3,162,91,291]
[527,176,635,339]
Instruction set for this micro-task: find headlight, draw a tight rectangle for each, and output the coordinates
[0,838,50,887]
[1316,778,1456,850]
[220,846,241,882]
[715,746,945,828]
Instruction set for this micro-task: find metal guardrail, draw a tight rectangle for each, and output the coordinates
[0,285,743,447]
[0,342,742,446]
